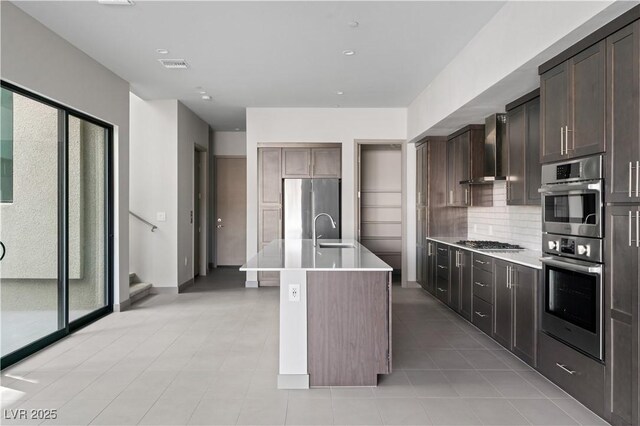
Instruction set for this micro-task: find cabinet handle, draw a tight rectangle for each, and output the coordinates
[474,281,487,287]
[629,162,633,197]
[560,126,564,155]
[506,265,511,289]
[465,188,469,205]
[438,247,447,253]
[449,190,453,205]
[437,265,447,270]
[555,363,576,375]
[427,242,432,256]
[475,259,486,265]
[437,287,447,292]
[475,311,488,318]
[636,211,639,248]
[629,211,633,247]
[636,161,640,198]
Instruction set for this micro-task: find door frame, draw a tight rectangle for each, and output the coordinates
[214,155,247,268]
[354,139,407,287]
[0,80,114,370]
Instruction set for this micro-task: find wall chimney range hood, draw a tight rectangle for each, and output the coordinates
[466,113,507,184]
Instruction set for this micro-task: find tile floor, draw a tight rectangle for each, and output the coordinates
[0,268,609,425]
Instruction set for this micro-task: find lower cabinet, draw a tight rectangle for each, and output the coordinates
[425,241,436,295]
[538,331,605,418]
[493,260,538,366]
[423,243,538,369]
[435,244,449,303]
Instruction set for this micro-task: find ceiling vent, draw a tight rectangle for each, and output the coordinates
[158,59,189,69]
[97,0,135,5]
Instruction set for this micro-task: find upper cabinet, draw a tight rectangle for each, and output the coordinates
[540,41,606,163]
[506,92,541,206]
[606,21,640,204]
[282,147,341,178]
[446,125,490,207]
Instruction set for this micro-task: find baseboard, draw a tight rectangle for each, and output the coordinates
[178,278,194,293]
[277,374,309,389]
[151,286,179,295]
[113,299,131,312]
[245,280,259,288]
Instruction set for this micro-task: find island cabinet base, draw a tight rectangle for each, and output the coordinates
[307,271,392,387]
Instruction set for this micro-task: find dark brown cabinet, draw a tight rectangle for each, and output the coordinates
[493,259,538,366]
[425,240,436,295]
[446,125,487,207]
[449,248,471,315]
[605,206,639,425]
[506,93,541,206]
[436,244,449,303]
[460,250,472,321]
[540,41,606,163]
[606,22,640,204]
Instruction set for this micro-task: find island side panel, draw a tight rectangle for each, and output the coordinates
[307,271,391,387]
[278,269,309,389]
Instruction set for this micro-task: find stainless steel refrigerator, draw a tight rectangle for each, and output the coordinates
[284,179,341,240]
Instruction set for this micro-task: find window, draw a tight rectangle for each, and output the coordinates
[1,88,13,203]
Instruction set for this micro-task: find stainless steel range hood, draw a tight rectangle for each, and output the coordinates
[468,113,507,184]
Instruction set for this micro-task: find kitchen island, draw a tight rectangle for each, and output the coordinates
[241,239,393,389]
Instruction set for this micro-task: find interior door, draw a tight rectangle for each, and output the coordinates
[215,157,247,266]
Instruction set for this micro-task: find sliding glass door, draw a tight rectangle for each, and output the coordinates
[0,82,112,368]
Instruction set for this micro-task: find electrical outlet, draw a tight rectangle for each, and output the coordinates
[156,212,166,222]
[288,284,300,302]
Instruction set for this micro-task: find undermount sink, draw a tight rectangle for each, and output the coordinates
[318,242,356,249]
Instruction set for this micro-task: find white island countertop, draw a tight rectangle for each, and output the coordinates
[240,239,393,272]
[427,236,543,270]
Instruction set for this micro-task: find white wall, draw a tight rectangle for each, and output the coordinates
[214,131,247,156]
[177,102,209,285]
[407,1,632,141]
[129,97,209,289]
[467,182,541,251]
[1,2,131,305]
[245,107,408,284]
[129,95,178,288]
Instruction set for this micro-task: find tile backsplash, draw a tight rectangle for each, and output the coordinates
[467,182,542,251]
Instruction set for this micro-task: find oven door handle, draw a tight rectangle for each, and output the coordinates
[539,257,602,274]
[538,181,601,194]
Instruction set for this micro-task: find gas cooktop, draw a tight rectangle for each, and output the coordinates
[456,240,525,251]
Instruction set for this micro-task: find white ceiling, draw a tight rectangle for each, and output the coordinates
[13,1,505,130]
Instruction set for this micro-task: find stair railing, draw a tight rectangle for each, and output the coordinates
[129,211,158,232]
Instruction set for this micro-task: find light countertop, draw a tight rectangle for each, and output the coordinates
[240,239,393,272]
[426,236,543,269]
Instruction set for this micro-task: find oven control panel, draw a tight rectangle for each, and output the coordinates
[543,234,602,263]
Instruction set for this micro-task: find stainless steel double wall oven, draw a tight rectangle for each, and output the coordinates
[539,155,604,360]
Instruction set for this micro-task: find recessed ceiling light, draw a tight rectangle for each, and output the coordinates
[348,21,359,28]
[336,91,344,95]
[342,50,356,56]
[198,91,207,95]
[97,0,134,5]
[156,48,169,54]
[158,59,189,69]
[201,95,212,101]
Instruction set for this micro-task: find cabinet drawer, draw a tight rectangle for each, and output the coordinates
[537,332,605,417]
[472,253,493,273]
[436,263,449,279]
[472,296,492,335]
[436,243,449,258]
[472,267,493,303]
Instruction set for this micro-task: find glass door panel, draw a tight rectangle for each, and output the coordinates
[0,88,62,357]
[67,115,107,322]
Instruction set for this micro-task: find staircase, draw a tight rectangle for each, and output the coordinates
[129,273,152,304]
